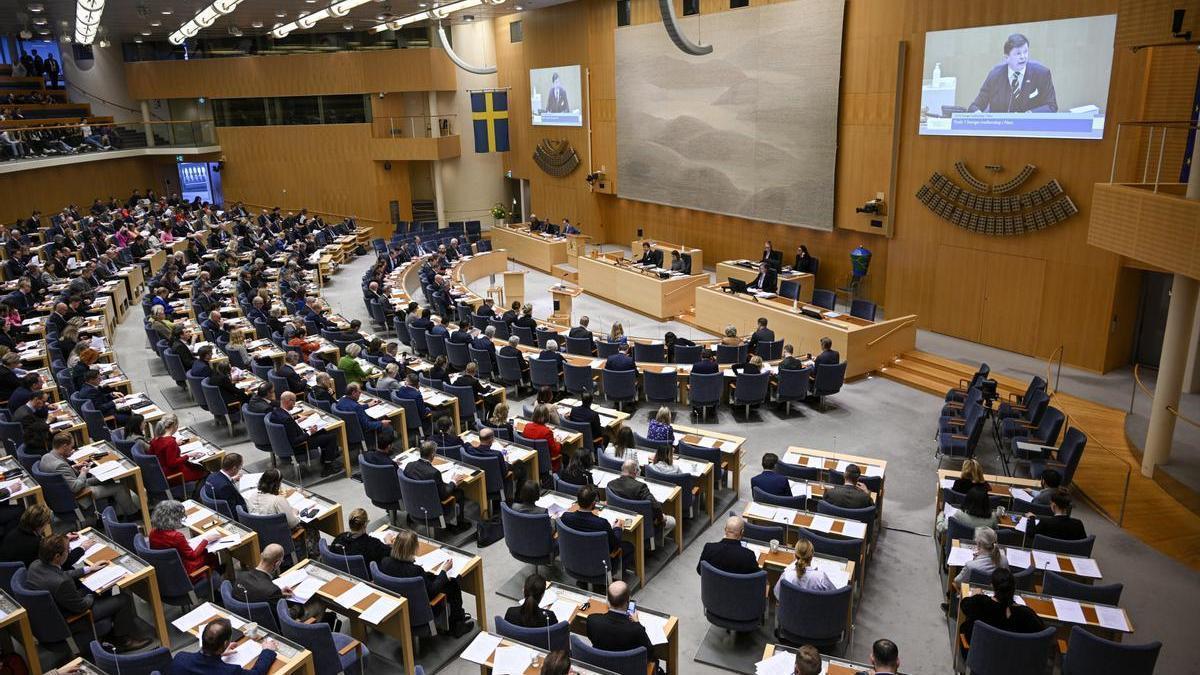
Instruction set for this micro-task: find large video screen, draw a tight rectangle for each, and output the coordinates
[919,15,1116,140]
[530,65,583,127]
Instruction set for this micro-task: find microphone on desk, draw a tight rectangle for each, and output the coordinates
[420,505,432,536]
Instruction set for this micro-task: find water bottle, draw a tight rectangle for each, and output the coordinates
[932,62,942,85]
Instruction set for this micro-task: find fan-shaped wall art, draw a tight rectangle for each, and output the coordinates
[916,162,1078,236]
[533,139,581,177]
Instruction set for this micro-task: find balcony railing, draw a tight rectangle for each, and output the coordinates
[372,115,457,140]
[1108,120,1197,192]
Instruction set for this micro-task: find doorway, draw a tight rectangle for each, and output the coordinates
[1133,271,1173,367]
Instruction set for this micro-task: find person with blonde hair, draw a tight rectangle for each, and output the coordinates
[329,507,390,566]
[148,412,208,486]
[226,328,252,366]
[951,458,991,494]
[773,538,835,599]
[379,528,474,637]
[608,321,627,346]
[646,405,674,443]
[954,526,1007,585]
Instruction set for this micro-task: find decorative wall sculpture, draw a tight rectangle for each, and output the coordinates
[917,162,1078,236]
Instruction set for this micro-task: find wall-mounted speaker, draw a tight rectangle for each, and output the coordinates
[383,161,392,171]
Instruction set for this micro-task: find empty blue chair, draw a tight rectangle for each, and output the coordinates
[462,444,508,503]
[752,485,806,510]
[797,528,864,572]
[716,343,746,365]
[633,342,665,363]
[132,448,190,501]
[556,519,616,587]
[566,336,594,356]
[32,463,88,526]
[360,454,404,523]
[634,432,670,453]
[514,431,553,484]
[731,371,769,417]
[265,416,316,484]
[602,369,637,411]
[699,560,767,632]
[161,349,187,387]
[1032,534,1096,557]
[776,459,821,482]
[90,641,173,675]
[559,416,596,455]
[500,503,556,573]
[0,561,22,595]
[742,521,785,543]
[496,354,526,391]
[554,475,585,495]
[242,404,274,457]
[329,405,368,454]
[811,361,847,411]
[964,622,1055,675]
[570,634,648,675]
[596,341,619,358]
[201,377,240,433]
[512,325,537,347]
[530,358,561,393]
[409,328,430,356]
[677,440,724,486]
[779,279,801,301]
[1042,571,1122,605]
[495,615,571,652]
[535,329,563,350]
[850,299,876,321]
[277,599,369,674]
[643,370,677,405]
[80,401,111,443]
[320,538,369,580]
[186,372,210,412]
[426,333,448,362]
[673,344,701,364]
[688,371,723,421]
[646,465,695,518]
[564,362,597,395]
[812,289,836,310]
[1061,626,1160,675]
[446,341,471,372]
[101,505,139,551]
[776,579,853,650]
[397,471,455,533]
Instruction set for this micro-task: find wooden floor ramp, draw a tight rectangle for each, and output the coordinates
[882,350,1200,571]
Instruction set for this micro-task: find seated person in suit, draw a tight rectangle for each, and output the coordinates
[567,315,596,353]
[189,345,214,379]
[499,335,531,383]
[504,573,559,628]
[270,392,342,477]
[510,479,547,514]
[464,426,511,484]
[538,339,566,374]
[696,515,760,574]
[236,543,328,624]
[691,348,719,374]
[26,535,152,652]
[568,391,605,446]
[1025,490,1087,541]
[760,240,782,268]
[585,581,657,665]
[330,507,392,567]
[668,250,688,273]
[747,261,777,293]
[823,463,873,509]
[203,452,249,514]
[730,354,764,375]
[378,528,474,637]
[637,241,656,266]
[336,383,392,437]
[751,453,792,497]
[395,372,433,424]
[172,617,277,675]
[778,344,806,370]
[528,214,542,232]
[605,344,636,372]
[560,486,631,570]
[562,219,580,235]
[78,367,127,424]
[273,352,307,395]
[40,432,137,517]
[810,336,840,387]
[608,458,676,541]
[747,317,775,355]
[403,440,467,529]
[794,244,816,274]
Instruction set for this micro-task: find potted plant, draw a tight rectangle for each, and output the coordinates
[490,203,509,225]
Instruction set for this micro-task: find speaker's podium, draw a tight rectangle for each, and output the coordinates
[549,283,583,325]
[503,270,526,307]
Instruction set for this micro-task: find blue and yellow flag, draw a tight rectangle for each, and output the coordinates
[471,91,509,153]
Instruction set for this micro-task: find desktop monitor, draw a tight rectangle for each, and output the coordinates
[727,278,749,295]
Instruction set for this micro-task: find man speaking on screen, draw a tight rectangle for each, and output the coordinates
[967,33,1057,113]
[546,72,570,113]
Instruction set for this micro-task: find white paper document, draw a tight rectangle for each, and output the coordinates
[745,502,776,520]
[1052,598,1087,624]
[548,599,580,623]
[755,651,796,675]
[492,645,535,675]
[1009,487,1036,502]
[222,639,263,667]
[1032,550,1061,571]
[184,508,214,527]
[286,575,326,603]
[334,582,376,609]
[90,461,126,482]
[1069,557,1101,578]
[809,515,836,533]
[366,404,392,419]
[1094,605,1130,632]
[460,632,504,665]
[82,564,128,591]
[639,612,669,646]
[646,482,674,503]
[172,603,223,632]
[179,441,208,456]
[415,547,452,573]
[1005,548,1033,569]
[946,546,974,567]
[359,596,401,625]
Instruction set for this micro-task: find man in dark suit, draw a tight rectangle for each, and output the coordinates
[273,352,307,395]
[477,298,497,319]
[608,458,676,542]
[584,581,655,658]
[811,336,840,389]
[336,383,391,437]
[568,315,593,339]
[638,242,657,266]
[236,543,328,622]
[750,453,792,497]
[1026,490,1087,541]
[696,516,761,574]
[448,321,472,345]
[14,390,51,453]
[967,33,1057,114]
[501,301,521,325]
[271,392,342,477]
[823,463,872,509]
[559,486,629,571]
[395,372,432,424]
[204,453,249,514]
[403,440,465,527]
[747,262,777,293]
[545,72,571,113]
[538,339,565,375]
[246,383,276,414]
[747,317,775,355]
[27,535,152,652]
[78,368,125,423]
[471,326,499,370]
[172,617,277,675]
[691,349,719,375]
[605,344,636,372]
[499,335,531,383]
[778,344,805,370]
[568,392,604,445]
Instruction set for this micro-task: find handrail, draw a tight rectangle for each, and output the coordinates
[1132,364,1200,429]
[1057,409,1133,526]
[1044,344,1064,395]
[237,201,386,227]
[866,318,915,347]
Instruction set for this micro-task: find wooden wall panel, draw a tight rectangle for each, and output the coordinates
[125,49,458,100]
[0,156,167,224]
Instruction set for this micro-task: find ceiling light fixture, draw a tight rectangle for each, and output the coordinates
[370,0,490,33]
[250,20,263,28]
[140,30,151,35]
[28,3,44,12]
[169,0,245,45]
[272,0,373,38]
[32,17,47,25]
[74,0,106,45]
[160,8,173,15]
[150,19,161,26]
[344,21,355,30]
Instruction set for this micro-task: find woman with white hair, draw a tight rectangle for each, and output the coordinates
[148,499,222,577]
[954,526,1008,585]
[376,362,402,391]
[338,342,369,384]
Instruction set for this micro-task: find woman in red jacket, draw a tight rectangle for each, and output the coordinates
[147,499,221,577]
[147,414,208,486]
[522,404,562,472]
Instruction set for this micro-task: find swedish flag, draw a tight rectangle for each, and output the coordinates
[471,91,509,153]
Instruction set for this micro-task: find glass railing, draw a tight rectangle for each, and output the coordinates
[372,115,457,139]
[142,119,219,147]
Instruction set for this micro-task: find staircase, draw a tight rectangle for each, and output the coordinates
[411,199,437,225]
[879,350,1030,400]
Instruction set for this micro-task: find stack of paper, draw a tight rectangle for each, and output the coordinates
[460,632,504,665]
[298,416,325,433]
[1070,557,1101,578]
[493,645,535,675]
[359,595,401,624]
[415,547,453,574]
[274,569,323,602]
[1051,598,1087,624]
[222,639,263,667]
[1095,605,1130,631]
[1032,550,1062,572]
[1005,548,1033,569]
[697,436,720,449]
[365,403,392,419]
[82,564,128,591]
[334,582,375,609]
[184,508,215,527]
[180,441,208,457]
[239,473,265,492]
[1009,487,1035,502]
[755,651,797,675]
[172,603,224,632]
[808,515,836,533]
[90,461,126,482]
[946,546,974,567]
[286,492,319,513]
[745,503,776,520]
[639,612,669,645]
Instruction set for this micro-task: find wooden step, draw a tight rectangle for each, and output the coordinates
[878,364,951,397]
[898,350,1029,396]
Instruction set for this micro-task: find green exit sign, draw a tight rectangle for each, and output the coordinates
[176,155,184,162]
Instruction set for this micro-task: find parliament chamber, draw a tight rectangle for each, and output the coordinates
[0,0,1196,674]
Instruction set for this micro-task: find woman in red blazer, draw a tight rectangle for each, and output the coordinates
[147,414,208,484]
[148,500,221,576]
[522,404,562,472]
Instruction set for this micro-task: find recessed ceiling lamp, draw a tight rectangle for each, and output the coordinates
[370,0,495,32]
[343,21,355,30]
[160,8,173,14]
[250,20,263,28]
[150,19,161,26]
[169,0,246,45]
[74,0,106,45]
[28,3,44,12]
[272,0,375,38]
[32,17,47,25]
[140,30,151,35]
